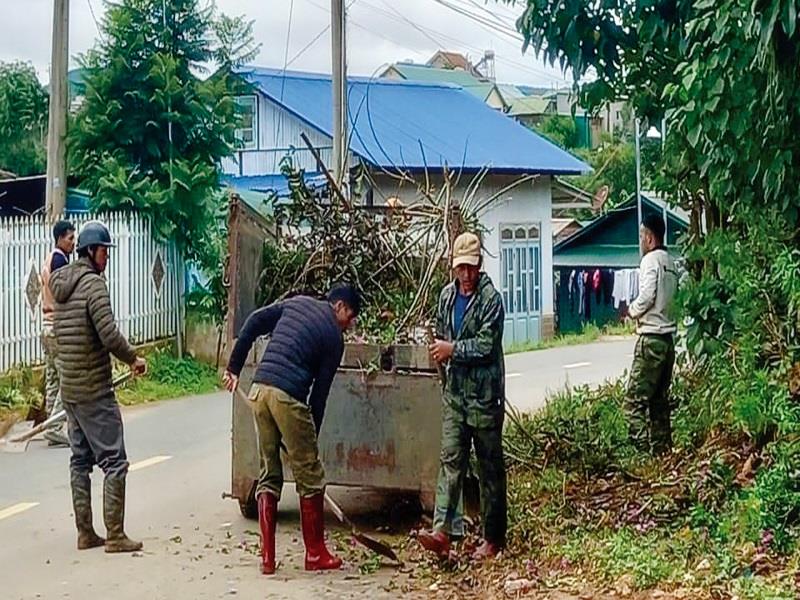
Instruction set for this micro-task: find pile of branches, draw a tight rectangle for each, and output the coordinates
[257,155,533,343]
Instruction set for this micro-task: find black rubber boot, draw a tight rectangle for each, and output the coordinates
[103,476,143,553]
[71,472,105,550]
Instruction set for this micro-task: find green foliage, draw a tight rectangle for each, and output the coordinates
[504,380,634,475]
[561,528,690,590]
[116,348,218,405]
[533,115,578,149]
[70,0,254,263]
[0,368,40,412]
[0,62,48,177]
[498,0,800,593]
[506,322,634,355]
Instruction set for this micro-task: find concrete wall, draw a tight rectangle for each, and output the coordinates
[185,319,228,367]
[479,175,555,331]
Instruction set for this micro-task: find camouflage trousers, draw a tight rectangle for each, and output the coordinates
[42,326,63,416]
[433,399,507,545]
[248,384,325,500]
[625,333,676,454]
[42,326,67,442]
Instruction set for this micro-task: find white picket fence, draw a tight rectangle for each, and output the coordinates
[0,212,183,373]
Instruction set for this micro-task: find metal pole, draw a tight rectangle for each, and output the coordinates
[46,0,69,222]
[634,117,643,257]
[331,0,348,191]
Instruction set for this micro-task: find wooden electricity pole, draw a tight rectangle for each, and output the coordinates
[330,0,348,192]
[46,0,69,222]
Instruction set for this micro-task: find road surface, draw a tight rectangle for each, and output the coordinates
[0,338,634,600]
[506,336,635,412]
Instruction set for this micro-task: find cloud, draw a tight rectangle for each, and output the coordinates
[1,0,570,88]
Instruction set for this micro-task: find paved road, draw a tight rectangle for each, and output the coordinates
[0,338,634,600]
[505,336,635,412]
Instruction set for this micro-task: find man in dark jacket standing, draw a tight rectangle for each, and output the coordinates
[41,219,75,446]
[418,232,507,560]
[49,221,147,553]
[223,283,361,575]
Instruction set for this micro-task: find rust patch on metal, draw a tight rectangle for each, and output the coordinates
[232,475,256,502]
[336,441,398,473]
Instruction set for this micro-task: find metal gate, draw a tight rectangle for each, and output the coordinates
[500,224,542,347]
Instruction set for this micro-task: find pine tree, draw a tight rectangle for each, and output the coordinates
[70,0,257,261]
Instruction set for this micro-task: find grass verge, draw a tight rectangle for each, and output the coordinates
[506,321,635,355]
[115,348,220,406]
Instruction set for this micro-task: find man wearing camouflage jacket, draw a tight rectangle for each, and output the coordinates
[418,232,507,560]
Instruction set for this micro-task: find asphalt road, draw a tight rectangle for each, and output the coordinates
[0,338,635,600]
[505,336,635,412]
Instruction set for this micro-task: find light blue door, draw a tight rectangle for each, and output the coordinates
[500,225,542,348]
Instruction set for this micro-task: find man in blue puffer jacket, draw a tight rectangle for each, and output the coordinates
[223,283,360,576]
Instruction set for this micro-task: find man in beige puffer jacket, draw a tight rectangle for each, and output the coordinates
[49,221,147,553]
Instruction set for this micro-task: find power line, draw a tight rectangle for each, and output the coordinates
[286,0,358,68]
[357,0,565,83]
[377,0,451,49]
[458,0,516,30]
[301,0,568,85]
[87,0,102,34]
[287,25,330,67]
[276,0,295,147]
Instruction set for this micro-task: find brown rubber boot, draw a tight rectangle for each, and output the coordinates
[103,476,143,553]
[300,493,342,571]
[71,472,105,550]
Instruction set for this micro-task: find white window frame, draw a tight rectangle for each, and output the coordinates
[236,95,259,151]
[499,223,542,316]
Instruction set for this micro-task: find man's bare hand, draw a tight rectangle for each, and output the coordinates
[222,370,239,393]
[429,340,455,364]
[131,357,147,377]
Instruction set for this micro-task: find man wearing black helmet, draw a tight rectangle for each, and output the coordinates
[49,221,147,553]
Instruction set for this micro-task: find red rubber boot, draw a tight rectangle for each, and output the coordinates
[258,492,278,575]
[299,493,342,571]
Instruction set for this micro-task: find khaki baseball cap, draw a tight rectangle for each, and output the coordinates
[452,232,482,268]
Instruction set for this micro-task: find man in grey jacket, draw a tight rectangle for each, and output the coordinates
[625,214,678,454]
[50,221,147,553]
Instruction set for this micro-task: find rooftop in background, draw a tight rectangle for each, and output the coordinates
[0,174,90,217]
[553,195,689,269]
[237,66,590,176]
[381,62,498,104]
[507,95,552,117]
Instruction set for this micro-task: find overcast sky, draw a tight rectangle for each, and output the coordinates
[1,0,571,88]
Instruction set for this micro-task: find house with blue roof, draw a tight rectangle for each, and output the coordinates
[222,66,590,346]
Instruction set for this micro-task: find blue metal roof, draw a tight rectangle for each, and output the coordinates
[237,67,590,175]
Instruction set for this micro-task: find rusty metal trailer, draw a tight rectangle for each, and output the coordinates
[225,196,442,518]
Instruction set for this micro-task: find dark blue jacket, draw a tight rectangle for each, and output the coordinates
[227,296,344,431]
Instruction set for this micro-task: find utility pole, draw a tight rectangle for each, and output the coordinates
[330,0,348,192]
[46,0,69,222]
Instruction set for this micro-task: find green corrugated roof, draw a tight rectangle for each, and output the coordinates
[508,96,550,116]
[496,84,527,102]
[388,63,495,102]
[553,244,641,268]
[554,244,684,269]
